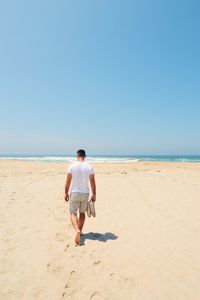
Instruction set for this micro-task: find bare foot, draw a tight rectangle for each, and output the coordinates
[75,231,81,246]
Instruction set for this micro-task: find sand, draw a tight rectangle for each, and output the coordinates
[1,160,200,300]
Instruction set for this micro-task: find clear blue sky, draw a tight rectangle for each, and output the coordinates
[0,0,200,155]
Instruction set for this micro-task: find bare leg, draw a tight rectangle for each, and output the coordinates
[78,213,85,233]
[70,213,81,245]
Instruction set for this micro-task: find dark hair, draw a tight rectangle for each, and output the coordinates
[77,149,86,157]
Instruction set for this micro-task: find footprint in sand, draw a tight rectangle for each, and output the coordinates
[34,289,43,298]
[90,291,101,299]
[63,270,77,298]
[109,272,135,288]
[64,244,70,251]
[93,260,101,265]
[46,262,63,274]
[92,260,105,274]
[55,232,66,242]
[89,249,97,259]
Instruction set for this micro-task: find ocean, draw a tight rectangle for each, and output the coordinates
[0,154,200,163]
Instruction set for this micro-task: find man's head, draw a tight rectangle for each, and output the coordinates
[77,149,86,160]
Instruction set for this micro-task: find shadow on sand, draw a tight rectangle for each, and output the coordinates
[80,232,118,245]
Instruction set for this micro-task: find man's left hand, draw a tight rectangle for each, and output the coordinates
[64,193,69,202]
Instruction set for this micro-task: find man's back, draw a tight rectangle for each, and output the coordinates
[68,161,94,193]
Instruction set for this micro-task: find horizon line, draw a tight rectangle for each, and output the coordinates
[0,153,200,156]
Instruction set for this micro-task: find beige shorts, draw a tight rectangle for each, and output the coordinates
[69,192,89,214]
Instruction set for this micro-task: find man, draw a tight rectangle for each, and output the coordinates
[64,149,96,246]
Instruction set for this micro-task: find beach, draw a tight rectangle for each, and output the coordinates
[1,160,200,300]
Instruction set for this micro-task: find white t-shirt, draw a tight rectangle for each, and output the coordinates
[67,161,94,193]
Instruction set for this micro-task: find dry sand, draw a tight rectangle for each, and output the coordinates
[1,160,200,300]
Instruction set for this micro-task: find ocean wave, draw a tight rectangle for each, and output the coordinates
[0,155,200,163]
[0,156,139,163]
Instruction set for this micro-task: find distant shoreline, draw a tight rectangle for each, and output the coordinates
[0,154,200,163]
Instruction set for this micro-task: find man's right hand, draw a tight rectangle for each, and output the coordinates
[90,194,96,202]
